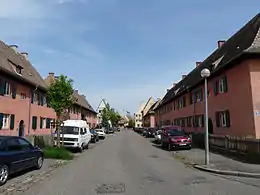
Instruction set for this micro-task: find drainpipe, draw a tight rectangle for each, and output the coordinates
[28,85,38,135]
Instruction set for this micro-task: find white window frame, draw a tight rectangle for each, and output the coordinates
[2,114,10,129]
[4,82,11,95]
[21,93,26,100]
[42,118,46,129]
[219,78,225,93]
[220,112,227,127]
[198,116,203,127]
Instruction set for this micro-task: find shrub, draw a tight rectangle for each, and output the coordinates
[43,147,74,160]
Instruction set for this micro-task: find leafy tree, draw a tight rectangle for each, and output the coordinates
[128,119,135,128]
[47,75,76,147]
[101,104,122,127]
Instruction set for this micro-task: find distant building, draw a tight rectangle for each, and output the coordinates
[143,99,161,128]
[134,102,145,128]
[96,99,109,126]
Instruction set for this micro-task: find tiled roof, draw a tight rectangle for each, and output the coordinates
[143,99,161,117]
[74,91,97,114]
[158,13,260,109]
[0,41,47,90]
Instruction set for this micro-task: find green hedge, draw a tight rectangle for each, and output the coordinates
[43,147,74,160]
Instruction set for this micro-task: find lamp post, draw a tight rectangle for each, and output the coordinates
[200,68,211,165]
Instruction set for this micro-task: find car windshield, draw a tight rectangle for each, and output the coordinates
[168,129,185,136]
[61,126,79,135]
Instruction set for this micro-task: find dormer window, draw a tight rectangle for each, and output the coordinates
[9,61,23,76]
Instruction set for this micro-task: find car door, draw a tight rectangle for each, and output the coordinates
[17,137,36,168]
[5,138,26,173]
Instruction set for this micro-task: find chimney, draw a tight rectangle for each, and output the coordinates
[21,52,28,60]
[74,90,79,94]
[49,72,54,77]
[182,75,187,79]
[196,62,202,67]
[217,40,225,48]
[9,45,18,53]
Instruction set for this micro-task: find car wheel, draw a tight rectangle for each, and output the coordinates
[0,165,9,186]
[79,145,83,153]
[35,156,43,170]
[85,143,89,149]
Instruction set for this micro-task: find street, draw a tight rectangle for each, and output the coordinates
[19,130,259,195]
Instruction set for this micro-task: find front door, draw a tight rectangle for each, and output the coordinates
[18,120,25,137]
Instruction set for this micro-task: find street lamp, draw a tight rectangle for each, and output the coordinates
[201,68,210,165]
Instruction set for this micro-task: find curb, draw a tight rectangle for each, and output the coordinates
[193,164,260,179]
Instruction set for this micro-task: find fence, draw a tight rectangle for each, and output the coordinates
[26,135,53,148]
[191,133,260,155]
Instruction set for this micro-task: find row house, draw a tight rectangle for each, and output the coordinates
[45,73,97,128]
[134,101,145,128]
[140,97,155,127]
[143,99,161,128]
[0,42,56,136]
[155,13,260,138]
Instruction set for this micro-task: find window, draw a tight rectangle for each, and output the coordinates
[198,115,204,127]
[16,66,22,75]
[21,93,26,99]
[214,76,228,95]
[46,118,51,129]
[33,92,37,103]
[2,114,10,129]
[6,138,21,151]
[40,117,46,129]
[219,78,224,93]
[4,81,11,95]
[17,138,32,150]
[32,116,37,130]
[216,110,230,127]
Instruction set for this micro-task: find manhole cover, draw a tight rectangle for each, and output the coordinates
[96,183,125,194]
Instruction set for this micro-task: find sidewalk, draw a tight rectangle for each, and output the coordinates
[174,148,260,177]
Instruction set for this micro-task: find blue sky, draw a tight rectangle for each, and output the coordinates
[0,0,259,114]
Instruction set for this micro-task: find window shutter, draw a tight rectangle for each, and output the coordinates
[200,88,203,101]
[0,78,4,95]
[3,81,7,95]
[30,91,34,103]
[40,117,43,129]
[32,116,37,130]
[10,114,15,130]
[201,115,204,127]
[215,112,220,127]
[193,92,197,103]
[223,76,228,92]
[183,96,186,107]
[0,113,3,129]
[12,84,17,99]
[46,98,50,107]
[214,80,219,95]
[46,118,51,129]
[38,94,41,105]
[226,110,230,127]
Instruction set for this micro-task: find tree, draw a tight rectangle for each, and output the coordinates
[101,104,122,127]
[47,75,76,147]
[128,119,135,128]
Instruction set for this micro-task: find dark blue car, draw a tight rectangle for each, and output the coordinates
[0,136,43,186]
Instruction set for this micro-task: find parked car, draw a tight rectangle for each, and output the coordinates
[106,127,114,134]
[161,126,192,150]
[154,130,162,143]
[95,129,106,139]
[0,136,43,186]
[90,129,99,143]
[54,120,91,152]
[145,128,156,138]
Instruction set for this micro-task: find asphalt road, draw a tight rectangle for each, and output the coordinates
[20,130,260,195]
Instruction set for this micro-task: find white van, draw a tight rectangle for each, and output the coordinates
[54,120,92,152]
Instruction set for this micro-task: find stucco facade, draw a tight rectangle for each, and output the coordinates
[0,74,56,136]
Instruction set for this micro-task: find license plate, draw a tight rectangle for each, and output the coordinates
[179,144,186,146]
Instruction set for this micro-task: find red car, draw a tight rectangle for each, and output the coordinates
[161,126,192,150]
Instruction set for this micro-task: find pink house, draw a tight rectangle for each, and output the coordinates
[0,42,56,136]
[155,13,260,138]
[45,73,97,128]
[143,99,161,128]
